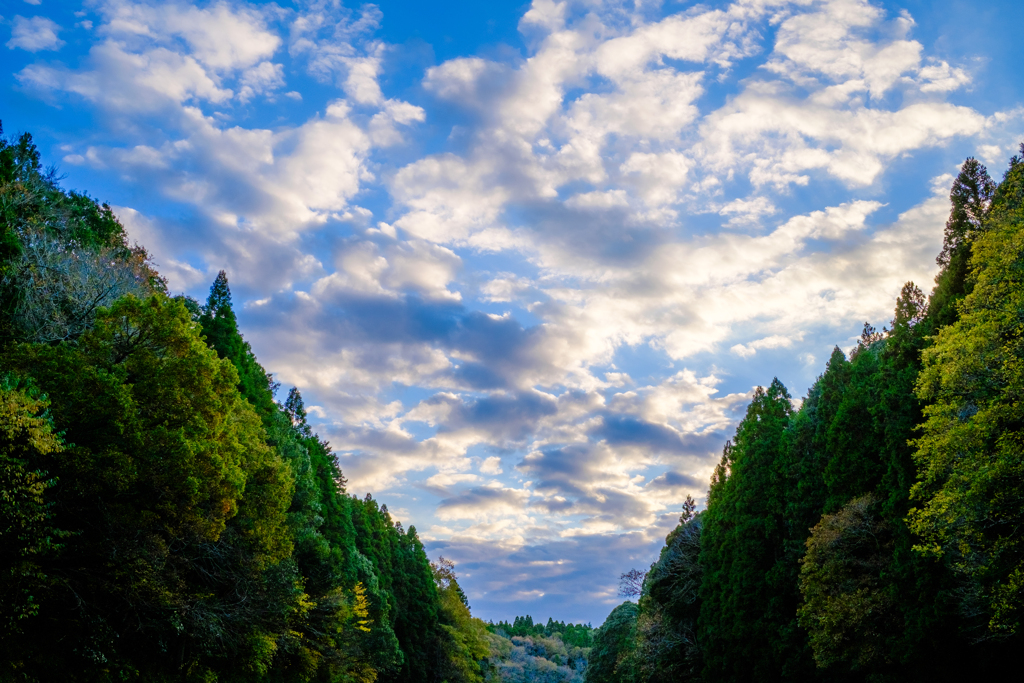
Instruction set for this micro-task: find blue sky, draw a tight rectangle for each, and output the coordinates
[4,0,1023,625]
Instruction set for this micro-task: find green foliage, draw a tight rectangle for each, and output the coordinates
[482,629,588,683]
[910,146,1024,637]
[585,601,638,683]
[0,379,67,641]
[680,152,1024,682]
[490,616,593,648]
[1,294,298,680]
[0,122,127,253]
[433,557,491,683]
[9,122,1024,683]
[189,273,409,683]
[799,494,898,673]
[822,342,886,514]
[199,271,279,419]
[625,498,703,683]
[0,131,504,683]
[699,378,816,683]
[928,158,996,329]
[0,122,160,344]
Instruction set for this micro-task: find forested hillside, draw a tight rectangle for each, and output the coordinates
[0,123,510,683]
[586,149,1024,682]
[4,122,1024,683]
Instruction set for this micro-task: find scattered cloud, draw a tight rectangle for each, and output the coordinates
[8,16,64,52]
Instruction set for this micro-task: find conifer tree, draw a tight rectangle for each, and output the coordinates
[1,295,298,680]
[198,271,278,418]
[928,158,995,328]
[699,378,816,683]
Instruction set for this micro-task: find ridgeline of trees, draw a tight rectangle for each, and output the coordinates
[587,148,1024,682]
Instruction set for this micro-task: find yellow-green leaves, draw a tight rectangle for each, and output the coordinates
[0,382,64,636]
[910,158,1024,634]
[2,293,297,677]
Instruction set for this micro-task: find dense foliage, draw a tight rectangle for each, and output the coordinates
[0,125,494,683]
[587,147,1024,682]
[482,616,593,682]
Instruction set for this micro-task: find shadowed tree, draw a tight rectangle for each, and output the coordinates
[699,378,817,683]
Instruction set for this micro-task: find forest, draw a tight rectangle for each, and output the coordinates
[1,119,1022,683]
[588,149,1024,682]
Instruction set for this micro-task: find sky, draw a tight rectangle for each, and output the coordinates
[3,0,1023,626]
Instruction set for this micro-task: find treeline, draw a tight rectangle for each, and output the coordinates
[586,148,1024,682]
[0,123,493,682]
[482,632,588,683]
[478,616,594,682]
[489,616,594,649]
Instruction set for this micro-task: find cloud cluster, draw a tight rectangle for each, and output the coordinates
[428,520,682,624]
[22,0,424,291]
[8,16,65,52]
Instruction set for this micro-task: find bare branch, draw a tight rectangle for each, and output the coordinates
[618,568,646,598]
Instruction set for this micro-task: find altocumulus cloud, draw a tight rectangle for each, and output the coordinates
[7,0,1024,623]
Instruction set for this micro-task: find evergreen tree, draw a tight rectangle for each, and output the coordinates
[627,497,703,683]
[198,271,278,418]
[586,601,638,683]
[928,157,996,329]
[699,378,815,683]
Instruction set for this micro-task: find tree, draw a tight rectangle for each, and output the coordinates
[699,378,816,683]
[0,379,66,646]
[618,569,647,599]
[910,147,1024,638]
[198,271,278,418]
[0,122,161,343]
[586,601,638,683]
[928,157,996,329]
[1,227,153,343]
[432,557,490,683]
[798,494,898,675]
[2,294,298,680]
[627,498,703,683]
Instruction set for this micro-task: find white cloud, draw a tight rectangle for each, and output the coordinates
[18,42,234,109]
[720,196,777,225]
[16,0,280,110]
[238,60,284,101]
[918,59,971,93]
[764,1,922,98]
[8,16,64,52]
[95,0,281,71]
[731,334,799,358]
[480,457,504,475]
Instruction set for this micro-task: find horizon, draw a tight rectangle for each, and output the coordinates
[5,0,1024,626]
